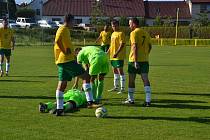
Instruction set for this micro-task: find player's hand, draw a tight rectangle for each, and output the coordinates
[134,62,140,69]
[72,84,78,89]
[113,53,117,58]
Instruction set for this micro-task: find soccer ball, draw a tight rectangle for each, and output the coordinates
[95,106,108,118]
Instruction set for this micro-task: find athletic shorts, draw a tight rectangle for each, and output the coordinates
[89,54,109,76]
[0,49,11,56]
[111,60,124,68]
[128,62,149,74]
[57,61,85,81]
[100,45,110,52]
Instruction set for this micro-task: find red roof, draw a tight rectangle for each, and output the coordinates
[43,0,93,16]
[43,0,145,17]
[101,0,145,17]
[191,0,210,3]
[145,1,191,19]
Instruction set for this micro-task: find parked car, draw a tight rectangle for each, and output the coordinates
[78,23,97,32]
[54,21,63,27]
[38,20,58,28]
[0,19,21,28]
[8,20,21,28]
[16,17,37,28]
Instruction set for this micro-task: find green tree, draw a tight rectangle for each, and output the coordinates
[194,13,209,26]
[153,16,162,26]
[16,8,35,18]
[137,17,146,27]
[119,16,128,26]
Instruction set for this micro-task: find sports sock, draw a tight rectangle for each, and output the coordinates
[114,74,120,88]
[91,81,97,101]
[144,86,151,102]
[120,75,125,90]
[56,90,64,109]
[83,83,93,102]
[128,88,135,101]
[96,80,104,101]
[6,63,10,73]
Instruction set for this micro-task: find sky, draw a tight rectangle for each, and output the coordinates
[15,0,184,4]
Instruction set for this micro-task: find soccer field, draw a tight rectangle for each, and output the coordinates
[0,46,210,140]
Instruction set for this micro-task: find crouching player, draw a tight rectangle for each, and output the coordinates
[39,89,87,113]
[76,46,109,103]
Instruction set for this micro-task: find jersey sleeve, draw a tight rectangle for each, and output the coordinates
[130,31,137,44]
[119,32,126,44]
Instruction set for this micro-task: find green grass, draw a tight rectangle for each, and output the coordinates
[0,46,210,140]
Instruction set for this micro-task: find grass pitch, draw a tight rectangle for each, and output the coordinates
[0,46,210,140]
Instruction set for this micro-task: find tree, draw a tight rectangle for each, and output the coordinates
[16,8,35,18]
[119,16,128,26]
[163,16,173,27]
[0,0,17,19]
[137,17,146,27]
[153,16,162,26]
[194,13,209,26]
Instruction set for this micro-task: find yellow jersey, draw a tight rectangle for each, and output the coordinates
[129,28,151,62]
[0,28,14,49]
[109,31,126,60]
[54,25,75,64]
[100,31,111,46]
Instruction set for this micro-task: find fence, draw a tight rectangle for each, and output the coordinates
[151,38,210,47]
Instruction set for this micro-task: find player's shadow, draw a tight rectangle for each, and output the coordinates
[9,75,57,78]
[0,95,54,100]
[106,116,210,125]
[0,79,44,83]
[152,99,206,104]
[151,103,210,110]
[153,92,210,97]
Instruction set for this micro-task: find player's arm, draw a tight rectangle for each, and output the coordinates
[113,33,125,58]
[149,43,152,53]
[95,32,102,43]
[11,36,15,50]
[113,42,125,58]
[72,77,80,89]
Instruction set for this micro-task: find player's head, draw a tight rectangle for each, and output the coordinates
[64,13,74,27]
[2,17,8,28]
[111,20,119,31]
[74,47,82,56]
[104,24,109,32]
[129,17,139,31]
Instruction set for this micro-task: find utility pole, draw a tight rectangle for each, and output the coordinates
[175,8,179,45]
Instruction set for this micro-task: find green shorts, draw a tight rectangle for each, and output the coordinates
[57,61,85,81]
[128,62,149,74]
[89,54,109,76]
[111,60,124,68]
[101,45,110,52]
[0,49,11,56]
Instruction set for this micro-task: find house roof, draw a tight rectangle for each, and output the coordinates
[101,0,145,17]
[144,1,191,19]
[43,0,93,16]
[43,0,145,17]
[191,0,210,3]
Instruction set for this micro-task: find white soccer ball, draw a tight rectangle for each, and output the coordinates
[95,106,108,118]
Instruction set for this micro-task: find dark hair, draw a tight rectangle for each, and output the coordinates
[3,17,8,22]
[74,47,82,52]
[111,20,119,26]
[130,17,139,26]
[64,14,74,23]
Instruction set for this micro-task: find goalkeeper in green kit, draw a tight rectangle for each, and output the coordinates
[39,89,87,113]
[76,46,109,103]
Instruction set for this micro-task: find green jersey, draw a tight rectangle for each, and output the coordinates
[77,46,105,65]
[64,89,87,107]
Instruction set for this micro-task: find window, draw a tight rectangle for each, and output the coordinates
[200,4,207,13]
[52,18,61,21]
[36,9,40,16]
[156,8,160,15]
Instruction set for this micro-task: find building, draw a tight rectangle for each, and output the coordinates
[144,1,191,26]
[189,0,210,20]
[42,0,145,23]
